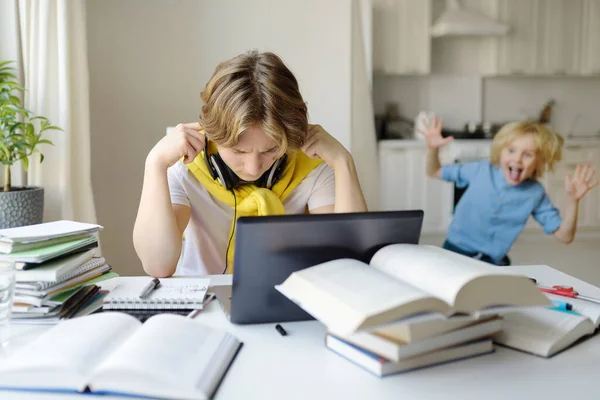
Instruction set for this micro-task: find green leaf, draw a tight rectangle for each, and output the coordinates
[21,155,29,171]
[39,153,44,164]
[0,142,10,159]
[37,139,54,145]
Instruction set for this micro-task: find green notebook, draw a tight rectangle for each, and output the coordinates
[0,236,98,263]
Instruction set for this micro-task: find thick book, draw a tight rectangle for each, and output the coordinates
[326,335,494,377]
[331,316,503,362]
[370,313,485,343]
[276,244,550,334]
[491,264,600,357]
[0,313,242,399]
[493,307,596,357]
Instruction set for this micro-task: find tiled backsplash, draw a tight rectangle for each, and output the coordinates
[374,74,600,137]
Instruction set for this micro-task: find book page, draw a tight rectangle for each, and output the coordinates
[493,308,595,357]
[0,313,140,390]
[90,314,241,400]
[275,258,451,333]
[370,244,537,309]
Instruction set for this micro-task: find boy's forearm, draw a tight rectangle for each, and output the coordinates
[553,198,579,244]
[133,161,183,277]
[426,147,442,178]
[333,153,368,213]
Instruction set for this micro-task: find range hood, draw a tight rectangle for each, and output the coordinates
[431,0,510,37]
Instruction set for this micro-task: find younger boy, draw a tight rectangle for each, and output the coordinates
[419,116,598,265]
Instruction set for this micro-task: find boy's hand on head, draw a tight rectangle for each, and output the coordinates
[564,163,599,201]
[416,114,453,149]
[301,124,350,167]
[147,122,205,169]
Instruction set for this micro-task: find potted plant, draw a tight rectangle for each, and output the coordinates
[0,60,61,228]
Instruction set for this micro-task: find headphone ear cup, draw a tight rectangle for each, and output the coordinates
[210,154,239,190]
[256,154,287,189]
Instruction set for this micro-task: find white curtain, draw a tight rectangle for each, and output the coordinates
[16,0,97,223]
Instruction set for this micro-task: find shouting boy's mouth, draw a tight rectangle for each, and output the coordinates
[507,165,523,183]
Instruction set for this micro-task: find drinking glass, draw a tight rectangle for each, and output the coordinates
[0,261,15,348]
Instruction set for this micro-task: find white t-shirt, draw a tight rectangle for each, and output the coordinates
[167,161,335,275]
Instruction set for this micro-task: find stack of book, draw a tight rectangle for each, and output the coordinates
[0,220,118,324]
[276,244,553,376]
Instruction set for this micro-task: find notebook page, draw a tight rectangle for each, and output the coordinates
[90,315,240,399]
[0,313,140,386]
[103,277,209,309]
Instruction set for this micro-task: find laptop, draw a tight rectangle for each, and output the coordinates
[216,210,424,324]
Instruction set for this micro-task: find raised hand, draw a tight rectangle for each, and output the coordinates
[147,122,205,169]
[564,163,599,201]
[416,114,453,149]
[301,124,349,167]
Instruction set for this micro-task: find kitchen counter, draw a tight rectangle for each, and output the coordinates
[379,136,600,149]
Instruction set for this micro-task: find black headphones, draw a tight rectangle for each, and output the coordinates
[204,138,287,190]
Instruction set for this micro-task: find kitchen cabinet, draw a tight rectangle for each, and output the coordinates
[536,0,583,75]
[494,0,540,75]
[372,0,431,75]
[580,0,600,75]
[379,142,454,233]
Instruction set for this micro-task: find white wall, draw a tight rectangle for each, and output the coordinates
[86,0,355,275]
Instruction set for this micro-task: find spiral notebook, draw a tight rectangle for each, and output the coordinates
[103,277,210,310]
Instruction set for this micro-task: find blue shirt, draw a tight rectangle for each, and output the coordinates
[440,161,562,262]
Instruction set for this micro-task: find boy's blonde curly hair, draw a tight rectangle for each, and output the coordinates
[490,121,564,180]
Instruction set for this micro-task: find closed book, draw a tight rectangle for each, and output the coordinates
[15,250,97,283]
[331,316,502,362]
[0,236,98,263]
[326,335,494,377]
[0,313,243,400]
[0,220,102,244]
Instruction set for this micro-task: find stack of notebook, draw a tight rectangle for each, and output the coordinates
[0,220,118,324]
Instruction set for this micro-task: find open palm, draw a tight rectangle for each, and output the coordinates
[416,114,453,149]
[564,164,599,201]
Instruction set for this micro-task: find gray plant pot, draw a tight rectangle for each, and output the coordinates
[0,187,44,229]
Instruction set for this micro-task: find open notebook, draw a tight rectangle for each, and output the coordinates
[103,277,210,310]
[0,313,242,399]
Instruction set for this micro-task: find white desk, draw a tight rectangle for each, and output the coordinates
[2,272,600,400]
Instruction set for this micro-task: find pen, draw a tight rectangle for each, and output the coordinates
[275,324,287,336]
[139,278,161,299]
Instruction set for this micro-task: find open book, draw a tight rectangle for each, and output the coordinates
[0,313,242,399]
[275,244,550,334]
[492,264,600,357]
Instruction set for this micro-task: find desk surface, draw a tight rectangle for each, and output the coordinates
[2,272,599,400]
